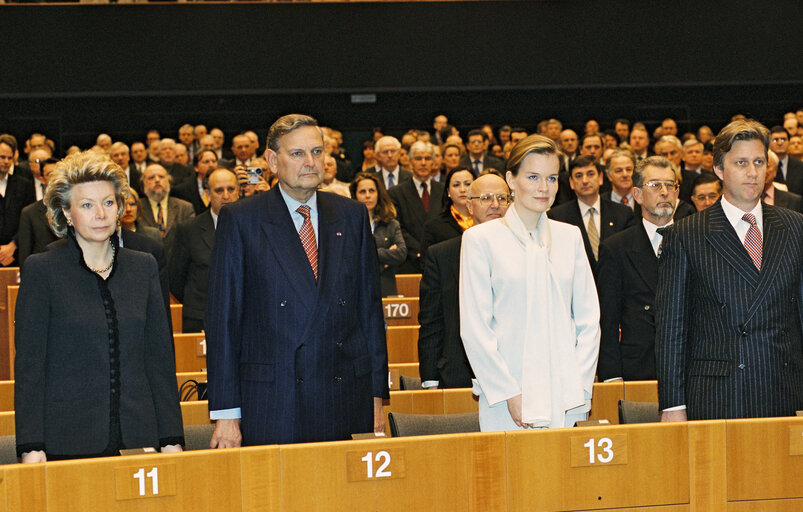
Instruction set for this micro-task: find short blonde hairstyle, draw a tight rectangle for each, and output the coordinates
[45,151,129,238]
[506,134,559,176]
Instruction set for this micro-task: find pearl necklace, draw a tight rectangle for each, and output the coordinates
[88,242,116,275]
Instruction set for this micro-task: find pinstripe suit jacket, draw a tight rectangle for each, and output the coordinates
[205,186,389,445]
[655,201,803,419]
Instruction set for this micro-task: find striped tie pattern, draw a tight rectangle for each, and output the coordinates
[586,207,599,260]
[297,205,318,281]
[156,202,166,238]
[742,213,762,271]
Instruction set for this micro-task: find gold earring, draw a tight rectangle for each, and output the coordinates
[66,218,72,226]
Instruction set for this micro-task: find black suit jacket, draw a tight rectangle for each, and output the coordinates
[162,162,194,187]
[459,153,506,175]
[14,235,183,458]
[120,228,171,328]
[126,164,145,197]
[776,157,803,196]
[656,201,803,419]
[418,237,473,388]
[679,169,715,204]
[206,187,388,445]
[0,173,35,259]
[369,167,413,191]
[773,188,803,213]
[388,179,445,272]
[421,211,462,256]
[17,200,57,267]
[169,211,215,323]
[596,222,659,381]
[171,177,207,215]
[548,198,635,271]
[373,219,406,297]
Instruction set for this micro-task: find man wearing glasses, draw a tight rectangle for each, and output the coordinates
[418,171,511,389]
[657,119,803,421]
[596,156,679,382]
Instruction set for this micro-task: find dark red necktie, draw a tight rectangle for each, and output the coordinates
[421,182,430,212]
[296,205,318,281]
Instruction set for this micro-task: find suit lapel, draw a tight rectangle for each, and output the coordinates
[199,211,215,250]
[141,199,156,225]
[260,187,317,305]
[704,202,759,288]
[742,205,787,324]
[599,201,621,239]
[628,223,658,293]
[309,192,344,304]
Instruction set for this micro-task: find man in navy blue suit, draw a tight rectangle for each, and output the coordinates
[206,114,389,447]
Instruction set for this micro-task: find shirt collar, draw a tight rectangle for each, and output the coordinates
[642,217,673,242]
[278,182,318,214]
[210,210,219,228]
[577,196,601,216]
[412,176,431,189]
[720,194,762,231]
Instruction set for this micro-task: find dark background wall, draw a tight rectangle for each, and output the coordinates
[1,0,801,155]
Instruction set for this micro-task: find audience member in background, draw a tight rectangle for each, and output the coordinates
[615,119,630,145]
[178,124,195,162]
[579,133,604,168]
[770,126,803,196]
[193,125,207,154]
[559,129,579,165]
[350,172,406,297]
[209,128,229,162]
[418,172,511,389]
[0,134,35,266]
[657,119,803,421]
[110,142,143,197]
[432,115,449,145]
[158,138,193,186]
[27,148,52,201]
[147,140,161,163]
[172,149,218,215]
[545,119,562,142]
[697,125,715,144]
[701,140,715,172]
[481,124,498,147]
[15,150,183,463]
[789,135,803,160]
[655,135,684,175]
[662,118,678,137]
[498,125,511,147]
[372,136,411,190]
[596,156,679,382]
[389,141,445,273]
[548,155,634,272]
[320,154,350,197]
[18,158,59,266]
[629,126,651,161]
[460,135,600,431]
[421,167,474,254]
[784,116,799,137]
[764,150,803,212]
[677,139,708,203]
[96,133,112,154]
[230,134,256,168]
[120,189,161,242]
[170,167,239,333]
[585,119,600,136]
[146,129,160,148]
[510,128,528,146]
[360,140,378,171]
[130,141,148,174]
[602,149,636,208]
[441,143,462,179]
[689,172,722,212]
[138,163,195,253]
[174,144,190,166]
[460,129,505,177]
[234,162,271,197]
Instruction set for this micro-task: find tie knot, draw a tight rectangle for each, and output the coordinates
[656,227,667,236]
[588,207,596,216]
[421,182,427,192]
[742,213,757,226]
[296,205,311,220]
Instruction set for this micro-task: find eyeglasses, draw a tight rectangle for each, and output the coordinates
[468,193,512,205]
[642,181,679,192]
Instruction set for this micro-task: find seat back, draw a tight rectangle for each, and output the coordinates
[388,411,479,437]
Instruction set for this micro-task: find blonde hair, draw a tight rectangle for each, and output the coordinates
[506,134,559,176]
[45,151,129,238]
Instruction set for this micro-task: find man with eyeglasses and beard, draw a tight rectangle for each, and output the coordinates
[596,156,678,382]
[418,171,511,389]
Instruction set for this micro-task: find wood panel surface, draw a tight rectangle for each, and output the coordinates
[394,274,421,299]
[386,326,419,364]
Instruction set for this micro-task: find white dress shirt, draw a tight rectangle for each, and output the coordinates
[577,197,602,235]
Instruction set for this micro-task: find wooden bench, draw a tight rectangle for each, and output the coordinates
[386,326,418,364]
[394,273,421,298]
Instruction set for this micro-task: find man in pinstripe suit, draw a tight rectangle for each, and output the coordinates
[656,119,803,421]
[205,114,389,447]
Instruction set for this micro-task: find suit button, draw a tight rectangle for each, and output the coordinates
[339,299,346,306]
[721,303,726,309]
[792,297,797,303]
[336,339,343,348]
[643,305,650,311]
[738,364,745,370]
[334,376,342,383]
[741,331,748,337]
[296,377,304,384]
[280,300,287,307]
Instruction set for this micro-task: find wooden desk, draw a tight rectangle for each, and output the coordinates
[170,303,183,334]
[0,268,19,381]
[7,284,19,380]
[382,297,420,327]
[624,380,659,403]
[173,333,207,373]
[589,381,625,424]
[394,273,421,298]
[386,326,419,364]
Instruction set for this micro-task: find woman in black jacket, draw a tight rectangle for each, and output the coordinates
[15,151,184,462]
[420,166,474,255]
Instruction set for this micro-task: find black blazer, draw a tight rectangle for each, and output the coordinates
[162,162,194,187]
[126,164,145,197]
[548,198,635,271]
[14,235,184,458]
[169,210,215,322]
[656,202,803,419]
[372,219,406,297]
[421,211,463,256]
[368,168,413,191]
[388,179,445,272]
[777,157,803,196]
[595,222,659,381]
[459,153,506,175]
[121,228,171,325]
[0,173,35,252]
[17,200,57,267]
[171,177,207,215]
[417,237,473,388]
[773,188,803,213]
